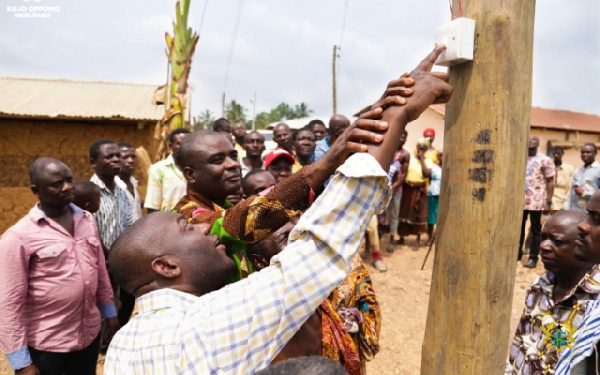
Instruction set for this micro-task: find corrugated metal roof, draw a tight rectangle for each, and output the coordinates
[530,107,600,133]
[429,104,600,134]
[0,77,165,121]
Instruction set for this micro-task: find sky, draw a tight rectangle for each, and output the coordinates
[1,0,599,122]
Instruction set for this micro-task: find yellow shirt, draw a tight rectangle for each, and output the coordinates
[235,143,246,160]
[424,148,439,164]
[292,162,303,173]
[406,156,434,184]
[552,163,574,211]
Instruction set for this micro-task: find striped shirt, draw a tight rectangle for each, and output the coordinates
[313,137,330,162]
[115,176,142,222]
[555,299,600,374]
[91,174,133,251]
[144,154,187,211]
[104,153,390,375]
[506,269,600,375]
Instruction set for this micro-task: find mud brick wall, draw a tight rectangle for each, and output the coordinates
[0,118,157,233]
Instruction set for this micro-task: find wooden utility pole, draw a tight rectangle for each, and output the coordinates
[332,45,337,115]
[421,1,536,374]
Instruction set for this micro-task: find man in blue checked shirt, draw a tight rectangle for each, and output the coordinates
[103,45,453,375]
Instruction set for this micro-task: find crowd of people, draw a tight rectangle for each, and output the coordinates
[518,137,600,269]
[1,42,599,375]
[0,45,448,375]
[505,138,600,375]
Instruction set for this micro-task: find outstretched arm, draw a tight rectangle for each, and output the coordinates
[368,45,453,171]
[180,46,454,374]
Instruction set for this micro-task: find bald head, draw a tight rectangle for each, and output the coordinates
[212,118,231,134]
[109,211,237,297]
[541,209,593,274]
[273,123,293,152]
[329,115,350,131]
[328,115,350,144]
[256,357,348,375]
[30,156,64,186]
[242,169,276,197]
[548,209,587,226]
[274,122,290,131]
[178,130,231,169]
[108,214,167,295]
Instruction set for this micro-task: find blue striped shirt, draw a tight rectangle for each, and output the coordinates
[555,299,600,374]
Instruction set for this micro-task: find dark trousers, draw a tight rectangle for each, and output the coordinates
[29,333,100,375]
[518,210,542,261]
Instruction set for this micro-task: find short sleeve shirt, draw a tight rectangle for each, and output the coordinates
[569,161,600,211]
[524,153,555,211]
[143,154,187,211]
[427,164,442,196]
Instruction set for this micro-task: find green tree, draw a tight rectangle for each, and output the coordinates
[271,102,295,120]
[294,102,313,118]
[253,112,271,130]
[222,100,313,129]
[197,109,214,129]
[225,100,247,123]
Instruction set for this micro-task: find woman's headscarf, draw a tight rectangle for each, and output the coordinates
[414,137,431,156]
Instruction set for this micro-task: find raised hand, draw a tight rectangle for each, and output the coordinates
[369,74,416,113]
[325,116,389,166]
[403,45,453,122]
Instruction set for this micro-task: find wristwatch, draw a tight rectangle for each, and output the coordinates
[546,199,552,205]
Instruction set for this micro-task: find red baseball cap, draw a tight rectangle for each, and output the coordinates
[423,128,435,136]
[264,149,296,170]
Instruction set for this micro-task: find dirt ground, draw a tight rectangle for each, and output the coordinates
[0,237,542,375]
[364,237,539,374]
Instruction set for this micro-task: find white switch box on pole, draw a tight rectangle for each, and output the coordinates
[434,18,475,66]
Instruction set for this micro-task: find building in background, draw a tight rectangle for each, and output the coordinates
[0,77,163,233]
[384,104,600,167]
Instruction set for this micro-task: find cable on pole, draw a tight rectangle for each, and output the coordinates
[338,0,349,48]
[223,0,244,95]
[198,0,209,34]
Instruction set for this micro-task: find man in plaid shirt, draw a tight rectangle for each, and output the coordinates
[104,45,453,375]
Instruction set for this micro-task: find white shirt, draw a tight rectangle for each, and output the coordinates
[115,176,142,222]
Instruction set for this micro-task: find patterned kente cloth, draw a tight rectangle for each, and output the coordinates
[506,268,600,375]
[321,298,361,375]
[174,169,313,282]
[321,253,381,374]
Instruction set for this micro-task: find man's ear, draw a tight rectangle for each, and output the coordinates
[90,157,97,167]
[151,255,182,279]
[30,184,40,197]
[182,166,195,184]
